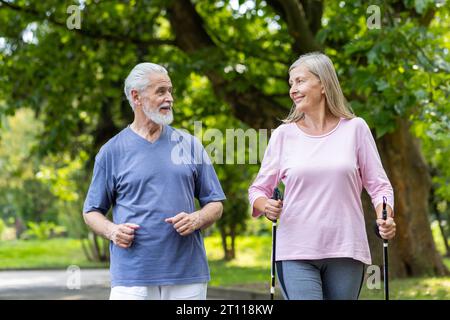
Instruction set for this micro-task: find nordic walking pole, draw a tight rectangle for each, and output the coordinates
[382,196,389,300]
[270,187,282,300]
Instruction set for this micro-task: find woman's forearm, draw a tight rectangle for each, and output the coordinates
[253,197,268,216]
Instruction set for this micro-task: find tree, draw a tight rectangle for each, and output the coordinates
[1,0,449,276]
[0,109,59,236]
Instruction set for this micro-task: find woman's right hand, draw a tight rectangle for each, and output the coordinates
[264,199,283,221]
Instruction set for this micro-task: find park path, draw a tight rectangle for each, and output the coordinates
[0,270,270,300]
[0,269,110,300]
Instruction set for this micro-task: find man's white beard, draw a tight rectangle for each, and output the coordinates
[143,103,174,125]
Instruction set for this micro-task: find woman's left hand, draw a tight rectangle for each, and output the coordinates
[375,204,396,240]
[376,217,396,240]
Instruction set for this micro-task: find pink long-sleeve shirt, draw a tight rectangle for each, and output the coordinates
[248,117,394,265]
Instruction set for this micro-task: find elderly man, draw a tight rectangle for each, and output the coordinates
[82,62,225,300]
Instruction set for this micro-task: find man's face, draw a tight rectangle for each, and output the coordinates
[139,73,174,125]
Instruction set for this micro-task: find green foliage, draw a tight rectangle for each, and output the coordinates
[21,221,67,240]
[412,117,450,202]
[431,220,449,256]
[36,150,92,238]
[318,0,450,138]
[0,109,90,240]
[0,109,60,226]
[0,0,448,148]
[0,218,5,237]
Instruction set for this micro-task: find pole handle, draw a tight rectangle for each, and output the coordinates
[374,196,389,241]
[272,188,282,201]
[382,196,388,244]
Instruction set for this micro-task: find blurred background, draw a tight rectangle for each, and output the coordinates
[0,0,449,299]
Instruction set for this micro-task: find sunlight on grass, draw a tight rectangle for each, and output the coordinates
[360,276,450,300]
[396,277,450,299]
[205,235,271,268]
[0,239,107,269]
[205,235,271,287]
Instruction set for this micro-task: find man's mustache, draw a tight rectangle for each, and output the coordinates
[158,104,173,111]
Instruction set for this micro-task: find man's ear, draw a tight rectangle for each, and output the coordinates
[131,89,141,107]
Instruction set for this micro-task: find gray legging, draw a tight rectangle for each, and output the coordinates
[276,258,365,300]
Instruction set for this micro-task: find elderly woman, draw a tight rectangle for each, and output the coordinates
[248,52,396,300]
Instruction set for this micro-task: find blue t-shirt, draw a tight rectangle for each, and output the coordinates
[83,125,226,287]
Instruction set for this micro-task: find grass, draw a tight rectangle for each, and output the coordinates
[0,239,107,269]
[359,276,450,300]
[1,233,450,299]
[205,235,272,288]
[205,235,450,299]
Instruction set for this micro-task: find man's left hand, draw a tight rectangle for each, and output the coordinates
[165,212,200,236]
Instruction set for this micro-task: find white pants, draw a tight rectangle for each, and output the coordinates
[109,283,207,300]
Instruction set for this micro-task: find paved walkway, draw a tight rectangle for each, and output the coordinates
[0,270,273,300]
[0,269,110,300]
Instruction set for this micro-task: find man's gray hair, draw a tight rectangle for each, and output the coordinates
[124,62,168,110]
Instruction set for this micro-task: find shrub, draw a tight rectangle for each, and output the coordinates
[20,221,67,240]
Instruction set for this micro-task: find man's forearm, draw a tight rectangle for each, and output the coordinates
[83,211,115,239]
[196,202,223,230]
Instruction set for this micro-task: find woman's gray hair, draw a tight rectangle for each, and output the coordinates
[283,52,355,123]
[124,62,168,110]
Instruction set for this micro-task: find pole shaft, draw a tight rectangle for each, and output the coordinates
[381,196,389,301]
[384,241,389,300]
[270,187,281,300]
[271,221,277,300]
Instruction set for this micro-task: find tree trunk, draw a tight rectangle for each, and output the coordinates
[14,217,25,239]
[219,226,237,261]
[364,118,448,277]
[81,237,94,262]
[220,228,231,260]
[230,227,236,260]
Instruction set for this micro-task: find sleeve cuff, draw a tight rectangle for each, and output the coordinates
[373,198,394,218]
[249,193,268,218]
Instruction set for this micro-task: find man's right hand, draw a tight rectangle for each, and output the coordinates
[106,223,140,248]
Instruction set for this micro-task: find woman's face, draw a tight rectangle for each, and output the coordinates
[289,65,325,113]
